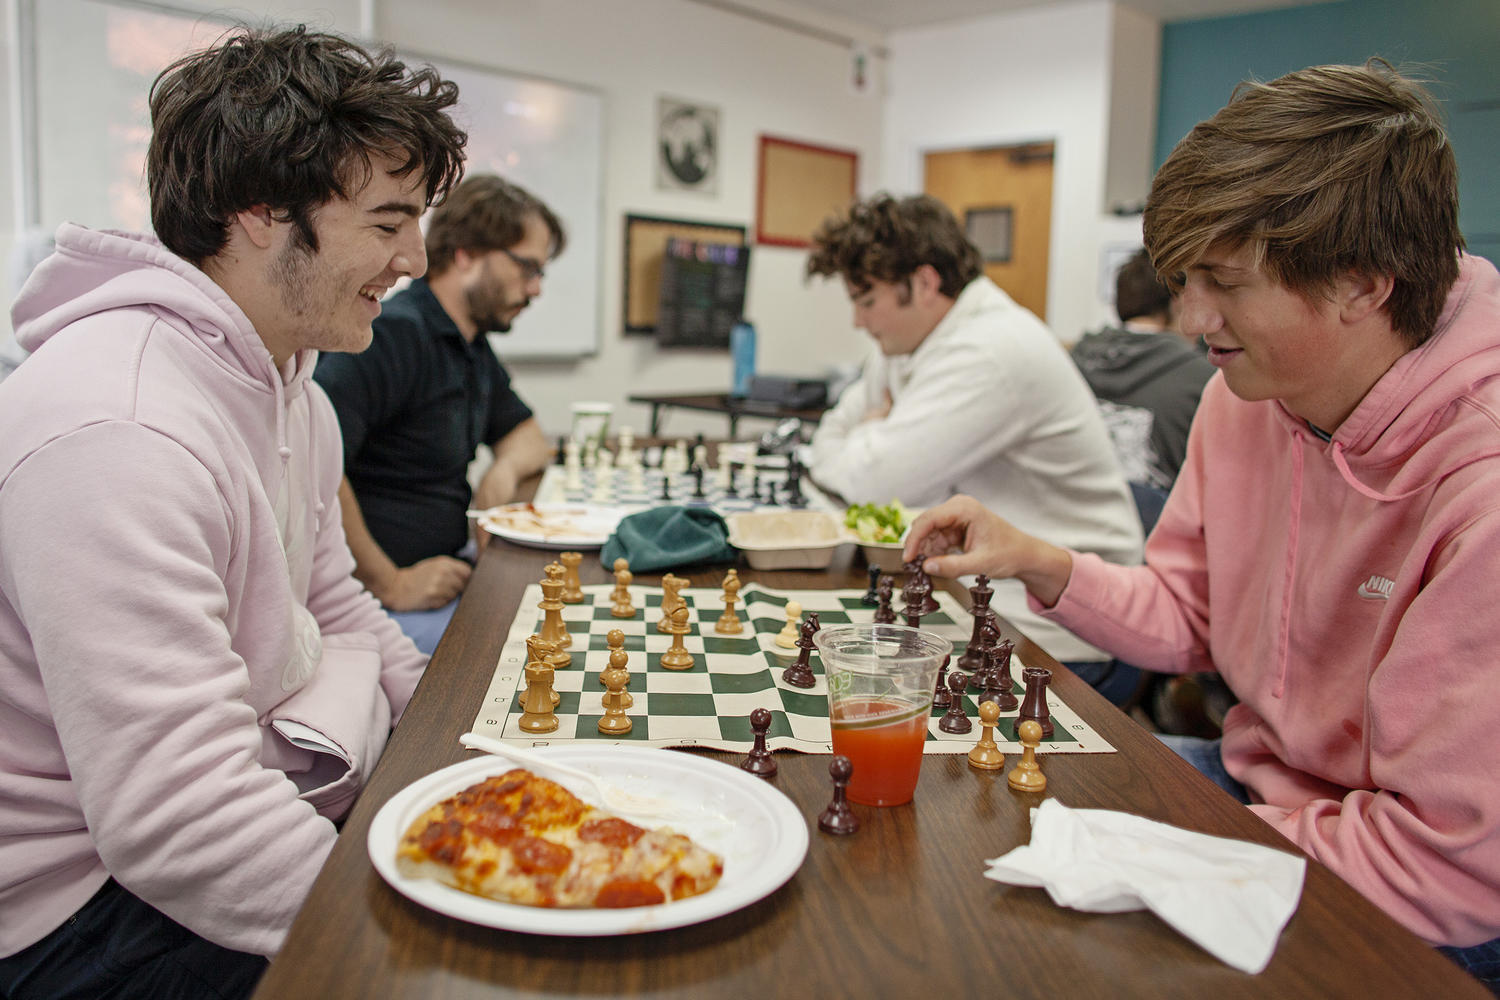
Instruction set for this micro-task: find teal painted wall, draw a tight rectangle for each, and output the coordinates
[1157,0,1500,261]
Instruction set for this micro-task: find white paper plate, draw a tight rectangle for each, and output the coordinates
[367,746,809,935]
[477,503,624,550]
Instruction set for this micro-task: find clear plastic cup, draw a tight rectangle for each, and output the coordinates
[814,624,952,806]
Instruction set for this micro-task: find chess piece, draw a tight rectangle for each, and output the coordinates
[957,574,993,672]
[724,462,740,498]
[519,636,559,734]
[691,464,706,500]
[968,700,1005,771]
[901,559,940,617]
[597,629,633,735]
[1007,719,1047,793]
[717,452,734,489]
[780,613,819,688]
[559,551,585,604]
[554,434,568,466]
[659,472,673,502]
[740,707,778,778]
[862,565,881,607]
[932,653,952,710]
[616,426,636,467]
[938,671,972,734]
[784,455,807,507]
[817,755,859,835]
[660,605,695,670]
[969,616,1001,691]
[990,638,1019,712]
[716,569,744,634]
[775,601,802,649]
[1017,666,1055,740]
[610,558,636,618]
[537,565,573,665]
[872,576,897,625]
[657,574,687,633]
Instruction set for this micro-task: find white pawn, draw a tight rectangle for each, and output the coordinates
[693,443,709,471]
[563,440,583,490]
[616,427,636,468]
[718,452,734,489]
[591,449,615,501]
[775,601,802,649]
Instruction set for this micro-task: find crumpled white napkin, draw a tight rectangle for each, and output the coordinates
[984,798,1306,974]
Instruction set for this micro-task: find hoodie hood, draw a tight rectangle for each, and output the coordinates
[11,223,314,394]
[1071,327,1205,398]
[1284,254,1500,500]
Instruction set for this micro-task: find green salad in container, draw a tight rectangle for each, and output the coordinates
[843,500,909,544]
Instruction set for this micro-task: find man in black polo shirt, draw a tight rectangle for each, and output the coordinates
[315,175,561,651]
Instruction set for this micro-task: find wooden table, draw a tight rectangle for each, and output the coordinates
[627,390,828,438]
[254,541,1486,999]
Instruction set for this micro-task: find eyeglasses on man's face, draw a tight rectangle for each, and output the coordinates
[500,246,546,282]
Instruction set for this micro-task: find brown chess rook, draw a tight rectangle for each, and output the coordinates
[1017,666,1054,740]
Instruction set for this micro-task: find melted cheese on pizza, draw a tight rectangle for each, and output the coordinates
[395,769,724,908]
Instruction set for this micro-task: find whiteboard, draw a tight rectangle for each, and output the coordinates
[28,1,604,360]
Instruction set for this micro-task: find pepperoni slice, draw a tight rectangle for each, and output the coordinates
[511,835,572,875]
[578,816,646,848]
[594,878,666,908]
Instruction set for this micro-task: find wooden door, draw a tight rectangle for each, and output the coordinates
[924,142,1054,319]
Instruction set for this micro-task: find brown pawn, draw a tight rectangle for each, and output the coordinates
[1007,719,1047,792]
[715,569,744,635]
[660,605,695,670]
[817,755,859,835]
[938,670,971,734]
[740,707,778,778]
[932,653,952,710]
[872,575,897,625]
[781,613,819,688]
[968,700,1005,770]
[609,558,636,618]
[597,629,633,735]
[559,551,585,603]
[1017,666,1055,740]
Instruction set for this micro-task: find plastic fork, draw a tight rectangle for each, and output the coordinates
[457,732,683,819]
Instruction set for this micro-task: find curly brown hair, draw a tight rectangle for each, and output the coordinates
[1144,60,1461,348]
[424,174,566,278]
[805,193,982,298]
[148,24,467,264]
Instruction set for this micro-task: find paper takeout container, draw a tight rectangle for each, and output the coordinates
[725,511,854,570]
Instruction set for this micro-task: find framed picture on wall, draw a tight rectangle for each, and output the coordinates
[755,135,858,248]
[622,214,747,335]
[656,97,720,195]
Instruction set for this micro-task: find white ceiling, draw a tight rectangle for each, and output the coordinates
[784,0,1330,31]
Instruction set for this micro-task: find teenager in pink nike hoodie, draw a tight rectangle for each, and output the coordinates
[0,26,466,1000]
[907,63,1500,990]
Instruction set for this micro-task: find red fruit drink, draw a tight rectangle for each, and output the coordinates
[829,698,928,806]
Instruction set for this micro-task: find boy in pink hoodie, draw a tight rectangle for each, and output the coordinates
[907,62,1500,991]
[0,25,466,1000]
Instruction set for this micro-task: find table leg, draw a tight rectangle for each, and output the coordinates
[648,403,663,437]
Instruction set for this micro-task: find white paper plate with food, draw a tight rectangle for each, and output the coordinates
[725,510,854,570]
[843,501,922,572]
[476,503,626,550]
[367,747,808,936]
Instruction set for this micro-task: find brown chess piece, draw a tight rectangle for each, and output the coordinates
[1017,666,1055,740]
[716,569,744,635]
[1007,719,1047,792]
[932,653,953,710]
[659,605,695,670]
[609,558,636,618]
[597,629,633,735]
[957,574,993,672]
[519,635,559,734]
[781,613,819,688]
[990,638,1019,712]
[938,670,971,734]
[968,700,1005,771]
[740,707,777,778]
[657,573,687,633]
[817,755,859,835]
[559,550,585,603]
[538,564,573,660]
[901,559,940,617]
[872,575,897,625]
